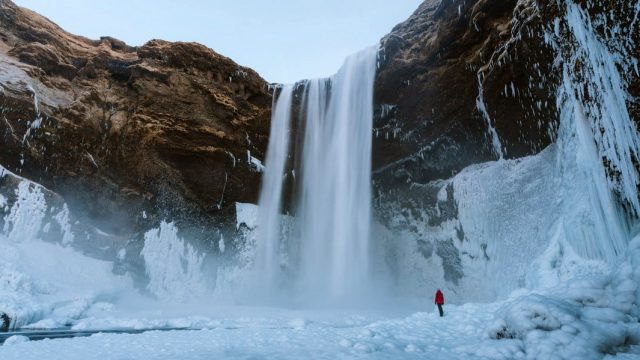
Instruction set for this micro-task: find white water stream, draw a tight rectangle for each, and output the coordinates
[256,47,378,303]
[255,85,294,293]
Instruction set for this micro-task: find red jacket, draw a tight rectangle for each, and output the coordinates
[435,290,444,305]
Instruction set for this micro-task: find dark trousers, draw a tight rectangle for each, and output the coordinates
[437,304,444,317]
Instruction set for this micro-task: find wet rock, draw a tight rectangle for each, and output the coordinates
[436,238,463,284]
[1,313,10,332]
[373,0,559,193]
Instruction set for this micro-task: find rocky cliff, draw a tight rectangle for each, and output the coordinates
[1,0,638,269]
[0,0,272,240]
[372,0,640,291]
[374,0,558,188]
[373,0,639,213]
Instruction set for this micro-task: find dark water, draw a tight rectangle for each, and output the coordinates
[0,327,190,344]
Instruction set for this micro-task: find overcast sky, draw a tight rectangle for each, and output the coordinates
[13,0,422,83]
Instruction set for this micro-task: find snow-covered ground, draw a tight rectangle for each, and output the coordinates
[0,304,497,360]
[1,296,638,359]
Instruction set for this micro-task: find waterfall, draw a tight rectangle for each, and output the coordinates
[255,47,378,303]
[297,47,377,302]
[255,84,294,293]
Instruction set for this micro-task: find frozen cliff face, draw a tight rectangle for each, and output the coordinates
[373,0,638,205]
[0,165,142,266]
[374,0,639,303]
[376,142,618,303]
[2,166,78,249]
[0,165,136,330]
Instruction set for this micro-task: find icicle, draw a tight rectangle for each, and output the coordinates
[476,71,505,159]
[564,2,640,216]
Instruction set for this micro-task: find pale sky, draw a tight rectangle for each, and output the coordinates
[13,0,422,83]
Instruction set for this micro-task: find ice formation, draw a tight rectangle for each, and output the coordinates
[0,166,132,331]
[141,221,207,301]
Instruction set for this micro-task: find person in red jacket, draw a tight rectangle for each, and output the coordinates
[435,289,445,317]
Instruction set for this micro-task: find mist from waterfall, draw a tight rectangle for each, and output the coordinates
[255,47,378,304]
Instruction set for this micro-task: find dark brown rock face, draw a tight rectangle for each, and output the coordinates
[0,0,271,236]
[373,0,559,189]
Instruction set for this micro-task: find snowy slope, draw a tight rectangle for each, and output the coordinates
[0,303,500,360]
[0,166,135,330]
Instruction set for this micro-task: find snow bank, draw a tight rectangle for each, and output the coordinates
[0,236,132,330]
[0,304,496,359]
[3,335,30,346]
[235,202,258,230]
[475,234,640,359]
[0,166,133,330]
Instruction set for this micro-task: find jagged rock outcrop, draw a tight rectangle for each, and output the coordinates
[0,0,272,237]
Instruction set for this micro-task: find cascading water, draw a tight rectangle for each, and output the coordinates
[254,84,294,294]
[297,47,377,302]
[256,47,378,303]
